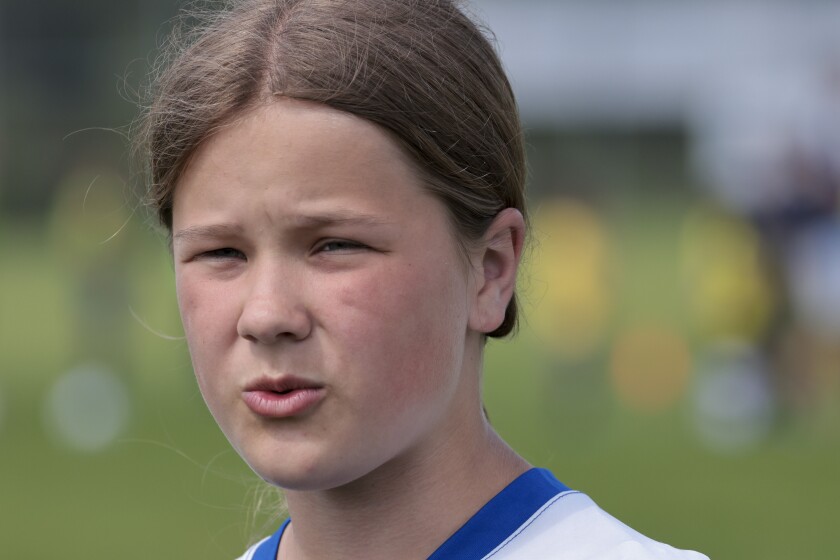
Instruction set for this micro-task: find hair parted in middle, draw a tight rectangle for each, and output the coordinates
[140,0,527,337]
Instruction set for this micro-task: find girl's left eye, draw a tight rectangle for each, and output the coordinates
[317,239,367,253]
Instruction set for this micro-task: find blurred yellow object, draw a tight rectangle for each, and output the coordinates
[526,198,611,361]
[610,324,693,413]
[680,206,775,342]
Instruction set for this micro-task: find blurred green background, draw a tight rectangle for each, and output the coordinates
[2,1,839,558]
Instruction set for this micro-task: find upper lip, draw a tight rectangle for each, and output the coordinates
[244,375,324,394]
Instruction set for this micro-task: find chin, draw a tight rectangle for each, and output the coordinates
[244,449,366,492]
[257,468,370,493]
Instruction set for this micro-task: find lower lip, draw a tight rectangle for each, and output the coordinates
[242,388,325,418]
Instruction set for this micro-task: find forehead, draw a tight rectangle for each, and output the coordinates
[176,100,408,202]
[192,100,412,182]
[170,98,457,239]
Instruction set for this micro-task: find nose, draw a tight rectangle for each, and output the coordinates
[236,262,312,344]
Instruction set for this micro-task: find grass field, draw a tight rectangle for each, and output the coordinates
[2,200,838,559]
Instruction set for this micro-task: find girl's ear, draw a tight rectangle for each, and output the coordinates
[468,208,526,334]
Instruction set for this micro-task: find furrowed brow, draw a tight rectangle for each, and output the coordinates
[292,211,395,228]
[172,213,393,244]
[172,223,243,244]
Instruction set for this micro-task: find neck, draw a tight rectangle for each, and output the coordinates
[279,417,530,560]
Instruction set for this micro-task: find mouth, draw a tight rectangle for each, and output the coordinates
[245,375,324,394]
[242,375,326,418]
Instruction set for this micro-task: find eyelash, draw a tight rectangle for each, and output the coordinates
[193,239,368,261]
[316,239,367,253]
[197,247,246,260]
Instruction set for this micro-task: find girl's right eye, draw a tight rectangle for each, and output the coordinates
[197,248,246,260]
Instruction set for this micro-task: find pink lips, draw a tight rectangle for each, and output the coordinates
[242,376,325,418]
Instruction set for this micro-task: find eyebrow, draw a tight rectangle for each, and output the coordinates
[290,211,395,228]
[173,223,244,244]
[172,212,394,243]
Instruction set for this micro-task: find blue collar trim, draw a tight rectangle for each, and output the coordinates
[252,468,569,560]
[428,468,570,560]
[252,518,289,560]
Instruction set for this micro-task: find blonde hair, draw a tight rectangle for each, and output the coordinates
[138,0,527,337]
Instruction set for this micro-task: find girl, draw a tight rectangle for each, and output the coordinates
[138,1,709,558]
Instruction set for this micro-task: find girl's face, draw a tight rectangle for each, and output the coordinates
[171,100,483,490]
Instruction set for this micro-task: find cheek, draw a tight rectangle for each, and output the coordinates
[177,274,231,335]
[175,274,235,384]
[325,263,467,402]
[174,272,201,333]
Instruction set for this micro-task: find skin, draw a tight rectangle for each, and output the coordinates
[171,99,529,560]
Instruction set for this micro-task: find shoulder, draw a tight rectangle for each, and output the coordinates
[486,491,709,560]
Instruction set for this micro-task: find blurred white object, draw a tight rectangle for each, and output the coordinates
[691,342,775,453]
[43,365,130,452]
[786,220,840,335]
[473,0,840,217]
[474,0,840,126]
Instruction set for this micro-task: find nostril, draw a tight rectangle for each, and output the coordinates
[237,299,313,343]
[243,333,259,343]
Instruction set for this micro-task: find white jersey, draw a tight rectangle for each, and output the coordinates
[236,468,709,560]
